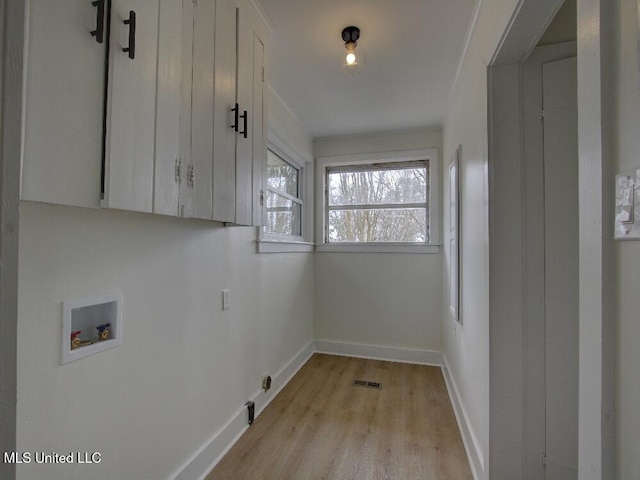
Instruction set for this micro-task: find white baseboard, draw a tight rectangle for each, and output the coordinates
[173,341,315,480]
[314,339,443,366]
[441,355,484,480]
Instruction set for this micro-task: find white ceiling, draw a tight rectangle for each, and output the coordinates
[258,0,479,138]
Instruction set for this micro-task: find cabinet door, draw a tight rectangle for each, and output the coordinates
[104,0,159,213]
[153,0,185,216]
[178,0,194,218]
[236,9,267,227]
[189,0,215,220]
[212,0,238,223]
[234,7,253,226]
[22,0,105,208]
[252,34,266,227]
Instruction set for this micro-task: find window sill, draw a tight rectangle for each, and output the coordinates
[257,239,315,254]
[316,243,441,254]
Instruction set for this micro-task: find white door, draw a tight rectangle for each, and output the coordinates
[542,56,579,480]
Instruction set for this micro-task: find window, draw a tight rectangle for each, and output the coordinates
[326,161,429,243]
[317,149,440,253]
[266,149,303,238]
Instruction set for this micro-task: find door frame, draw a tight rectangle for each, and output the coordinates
[521,41,577,479]
[574,1,615,477]
[487,0,614,477]
[0,0,25,478]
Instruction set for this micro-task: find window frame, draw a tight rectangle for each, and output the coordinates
[265,147,304,240]
[258,130,314,253]
[316,149,440,254]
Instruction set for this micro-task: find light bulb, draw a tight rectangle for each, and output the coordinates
[344,41,357,66]
[340,33,363,75]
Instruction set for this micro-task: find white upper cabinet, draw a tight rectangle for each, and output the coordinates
[104,0,159,213]
[234,6,254,226]
[212,0,238,223]
[153,0,187,217]
[22,0,105,208]
[22,0,161,213]
[153,0,210,220]
[214,0,268,226]
[22,0,268,223]
[235,3,267,227]
[188,0,215,220]
[251,33,266,227]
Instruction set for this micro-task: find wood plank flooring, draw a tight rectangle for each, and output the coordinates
[207,354,472,480]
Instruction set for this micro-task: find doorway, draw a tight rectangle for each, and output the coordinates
[523,44,578,479]
[486,0,583,477]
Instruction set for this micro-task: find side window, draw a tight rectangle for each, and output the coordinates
[265,149,303,239]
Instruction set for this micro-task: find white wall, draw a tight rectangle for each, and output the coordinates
[314,128,442,160]
[15,205,313,480]
[441,1,533,477]
[268,86,313,163]
[267,86,315,243]
[314,252,443,352]
[15,93,314,480]
[313,128,444,355]
[611,0,640,476]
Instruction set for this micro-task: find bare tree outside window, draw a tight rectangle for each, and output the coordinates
[266,149,302,237]
[326,161,429,243]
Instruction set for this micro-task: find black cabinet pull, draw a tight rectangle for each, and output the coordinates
[122,10,136,59]
[91,0,105,44]
[240,110,248,139]
[231,103,239,132]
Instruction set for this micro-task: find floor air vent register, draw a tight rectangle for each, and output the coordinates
[353,380,382,390]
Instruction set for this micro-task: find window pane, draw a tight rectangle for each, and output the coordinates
[328,208,427,243]
[267,191,301,236]
[328,167,427,206]
[267,149,298,197]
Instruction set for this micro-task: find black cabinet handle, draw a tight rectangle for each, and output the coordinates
[91,0,105,44]
[122,10,136,59]
[240,110,248,139]
[231,103,239,132]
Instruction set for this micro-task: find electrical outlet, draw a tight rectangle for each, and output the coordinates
[222,289,230,311]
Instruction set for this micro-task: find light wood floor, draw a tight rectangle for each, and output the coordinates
[207,354,472,480]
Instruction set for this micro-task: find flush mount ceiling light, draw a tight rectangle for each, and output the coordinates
[341,26,363,75]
